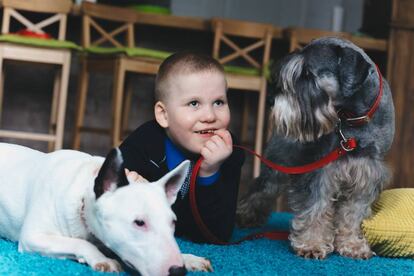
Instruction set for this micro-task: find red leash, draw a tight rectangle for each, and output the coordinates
[233,139,356,174]
[189,138,357,245]
[189,156,289,245]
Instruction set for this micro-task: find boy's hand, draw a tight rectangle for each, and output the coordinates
[199,129,233,177]
[125,168,149,183]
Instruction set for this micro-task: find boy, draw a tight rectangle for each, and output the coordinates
[119,52,245,242]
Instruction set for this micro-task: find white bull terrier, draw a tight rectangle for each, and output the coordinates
[0,143,212,275]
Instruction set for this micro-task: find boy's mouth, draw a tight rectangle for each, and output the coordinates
[195,129,216,134]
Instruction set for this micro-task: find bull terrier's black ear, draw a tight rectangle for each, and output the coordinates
[157,160,190,205]
[338,47,370,97]
[94,148,129,199]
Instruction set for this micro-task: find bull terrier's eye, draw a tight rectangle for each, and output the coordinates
[134,219,145,227]
[172,219,177,227]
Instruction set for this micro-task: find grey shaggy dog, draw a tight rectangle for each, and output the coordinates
[236,37,395,259]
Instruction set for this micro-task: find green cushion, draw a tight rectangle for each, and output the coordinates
[223,62,272,80]
[129,4,171,15]
[85,46,171,60]
[84,46,126,55]
[125,47,171,59]
[0,34,81,50]
[224,65,261,76]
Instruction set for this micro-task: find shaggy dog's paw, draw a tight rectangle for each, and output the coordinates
[182,254,213,272]
[335,239,374,259]
[295,246,330,260]
[93,258,123,272]
[236,199,268,228]
[292,240,334,260]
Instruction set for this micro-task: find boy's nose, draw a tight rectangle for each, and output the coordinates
[201,106,216,122]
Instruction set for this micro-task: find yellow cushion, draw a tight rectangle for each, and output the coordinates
[362,188,414,257]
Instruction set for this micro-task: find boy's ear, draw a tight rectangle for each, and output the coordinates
[154,101,169,128]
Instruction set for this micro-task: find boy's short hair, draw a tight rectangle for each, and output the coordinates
[154,52,225,102]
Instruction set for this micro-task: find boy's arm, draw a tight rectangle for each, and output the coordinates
[175,139,245,242]
[118,120,170,182]
[196,155,244,241]
[119,141,146,173]
[196,130,241,241]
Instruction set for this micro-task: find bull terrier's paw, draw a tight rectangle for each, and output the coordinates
[93,258,123,272]
[182,254,213,272]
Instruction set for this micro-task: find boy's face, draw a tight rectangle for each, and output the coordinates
[155,70,230,154]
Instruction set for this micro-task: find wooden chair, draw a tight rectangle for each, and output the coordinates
[0,0,74,150]
[211,18,273,177]
[72,2,170,150]
[286,27,351,52]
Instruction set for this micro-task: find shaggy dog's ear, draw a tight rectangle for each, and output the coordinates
[338,47,371,97]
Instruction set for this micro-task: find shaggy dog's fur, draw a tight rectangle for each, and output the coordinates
[237,37,395,259]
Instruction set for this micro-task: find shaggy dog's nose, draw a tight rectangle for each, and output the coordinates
[168,265,187,276]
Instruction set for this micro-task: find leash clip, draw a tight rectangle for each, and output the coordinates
[337,119,355,152]
[340,139,354,152]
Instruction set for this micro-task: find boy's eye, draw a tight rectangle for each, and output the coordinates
[188,101,199,107]
[214,100,225,106]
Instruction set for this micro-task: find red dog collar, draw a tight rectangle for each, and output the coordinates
[338,64,383,126]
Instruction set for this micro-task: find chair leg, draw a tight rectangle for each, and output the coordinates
[253,79,267,177]
[121,76,133,140]
[241,93,250,144]
[289,34,298,53]
[48,69,61,151]
[112,60,126,147]
[72,58,89,150]
[0,57,4,125]
[53,54,71,151]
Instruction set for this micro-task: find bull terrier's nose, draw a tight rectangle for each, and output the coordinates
[168,265,187,276]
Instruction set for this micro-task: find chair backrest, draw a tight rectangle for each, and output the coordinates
[81,2,137,48]
[286,27,351,52]
[211,18,273,75]
[1,0,72,40]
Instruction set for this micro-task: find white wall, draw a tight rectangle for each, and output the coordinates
[171,0,364,33]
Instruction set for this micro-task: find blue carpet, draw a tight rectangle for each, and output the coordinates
[1,212,413,275]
